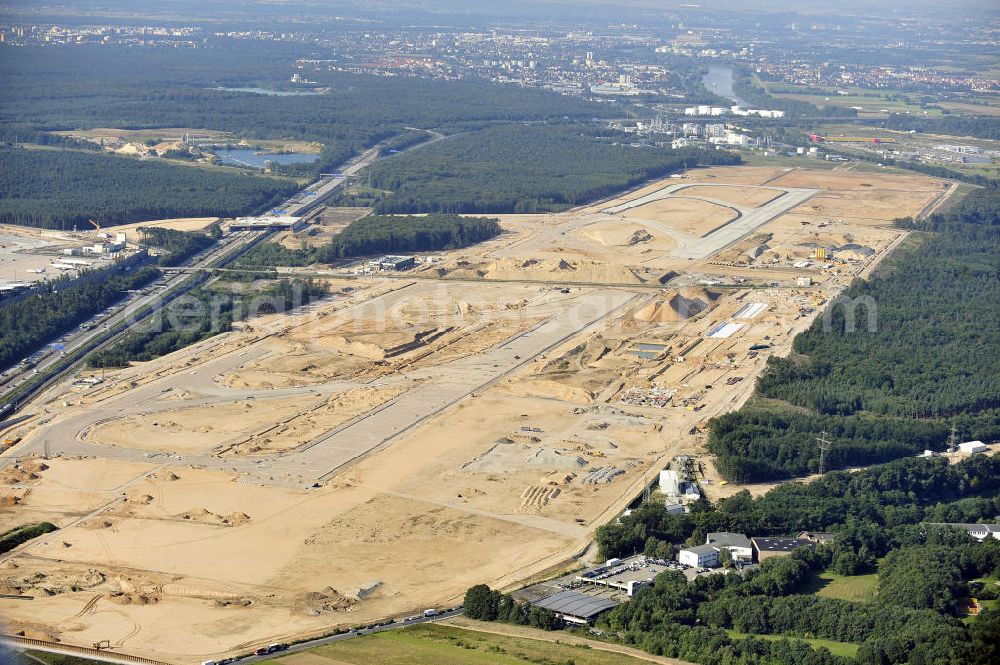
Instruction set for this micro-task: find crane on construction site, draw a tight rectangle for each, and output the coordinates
[88,219,101,233]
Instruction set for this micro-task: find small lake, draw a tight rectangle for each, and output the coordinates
[213,148,318,168]
[701,66,748,107]
[215,86,325,97]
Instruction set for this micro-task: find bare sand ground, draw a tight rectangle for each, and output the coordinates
[0,165,950,663]
[622,198,738,237]
[110,218,220,235]
[680,185,783,208]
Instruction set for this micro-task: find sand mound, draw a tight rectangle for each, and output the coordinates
[296,586,357,615]
[175,507,251,526]
[626,229,654,245]
[110,592,158,606]
[20,460,49,473]
[147,471,181,482]
[539,336,612,374]
[541,471,577,485]
[633,288,718,323]
[455,257,643,284]
[223,512,252,526]
[0,466,40,484]
[511,378,595,404]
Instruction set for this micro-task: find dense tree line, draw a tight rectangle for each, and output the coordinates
[377,129,434,156]
[466,546,989,664]
[884,115,1000,142]
[236,214,502,267]
[138,227,217,266]
[0,44,610,177]
[345,124,741,214]
[0,266,159,372]
[708,187,1000,481]
[618,536,1000,665]
[0,522,57,554]
[318,214,501,260]
[596,455,1000,561]
[88,278,327,367]
[234,242,318,268]
[709,409,949,481]
[469,454,1000,665]
[0,148,297,230]
[463,585,561,630]
[593,458,1000,664]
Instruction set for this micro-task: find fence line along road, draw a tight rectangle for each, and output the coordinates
[1,634,168,665]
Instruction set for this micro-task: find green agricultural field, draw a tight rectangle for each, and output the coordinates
[8,651,107,665]
[265,624,655,665]
[737,151,839,170]
[761,82,944,117]
[804,569,879,602]
[724,630,859,658]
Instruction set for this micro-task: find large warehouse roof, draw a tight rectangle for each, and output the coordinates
[533,591,617,620]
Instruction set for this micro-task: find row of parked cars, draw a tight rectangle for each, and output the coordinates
[221,605,463,662]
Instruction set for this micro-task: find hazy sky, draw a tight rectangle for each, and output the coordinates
[5,0,994,22]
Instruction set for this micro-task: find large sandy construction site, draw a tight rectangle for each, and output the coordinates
[0,165,949,663]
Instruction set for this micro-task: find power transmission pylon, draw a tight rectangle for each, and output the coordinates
[816,431,832,475]
[947,423,958,453]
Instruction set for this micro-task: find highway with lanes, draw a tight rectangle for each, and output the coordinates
[0,144,382,421]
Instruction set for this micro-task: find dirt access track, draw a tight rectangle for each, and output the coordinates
[0,165,948,664]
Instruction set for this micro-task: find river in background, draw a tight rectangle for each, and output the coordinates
[701,66,748,107]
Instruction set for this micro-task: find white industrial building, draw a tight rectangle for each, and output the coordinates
[684,106,785,119]
[229,215,306,231]
[958,441,988,454]
[678,544,719,568]
[925,523,1000,542]
[659,469,680,495]
[706,532,753,562]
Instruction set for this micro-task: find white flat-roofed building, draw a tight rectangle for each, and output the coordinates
[958,441,988,454]
[679,544,719,568]
[706,532,753,562]
[659,469,680,495]
[230,216,305,231]
[924,523,1000,542]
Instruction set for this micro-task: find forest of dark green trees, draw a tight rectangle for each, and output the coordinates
[342,124,742,214]
[0,266,159,372]
[0,148,297,230]
[88,278,327,368]
[0,44,609,175]
[139,226,219,266]
[470,454,1000,665]
[708,187,1000,482]
[236,214,501,267]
